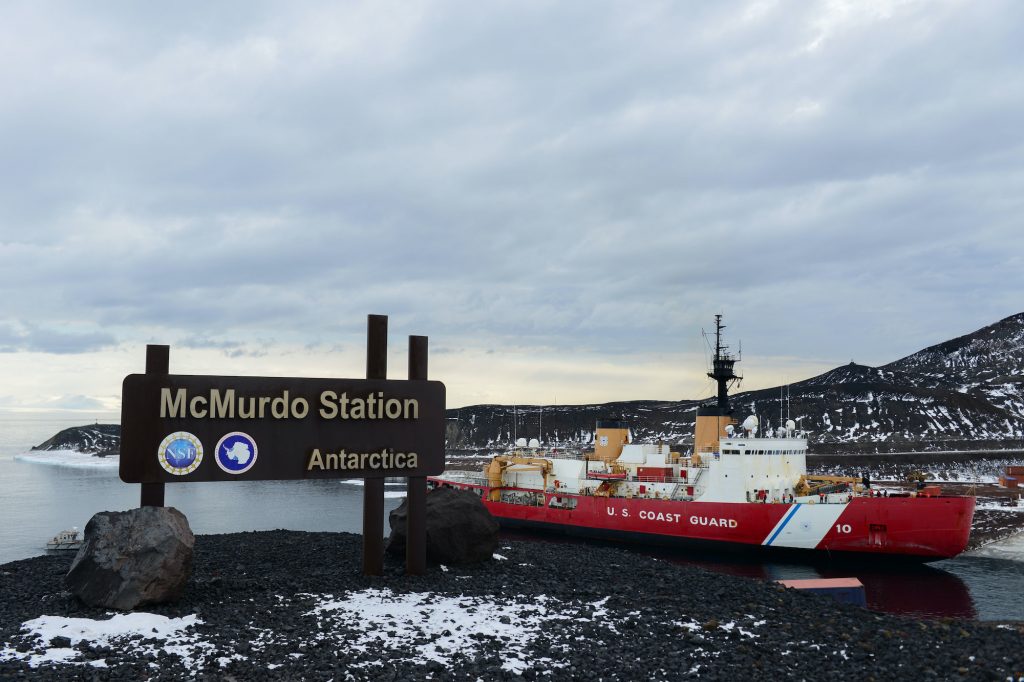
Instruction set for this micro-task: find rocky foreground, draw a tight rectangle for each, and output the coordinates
[2,532,1023,681]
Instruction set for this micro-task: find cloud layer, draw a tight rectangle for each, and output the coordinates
[1,0,1021,408]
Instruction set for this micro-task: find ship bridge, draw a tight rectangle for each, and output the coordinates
[696,436,808,503]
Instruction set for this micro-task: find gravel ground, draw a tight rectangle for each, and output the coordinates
[2,531,1023,681]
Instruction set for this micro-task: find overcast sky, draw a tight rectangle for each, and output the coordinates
[1,0,1021,413]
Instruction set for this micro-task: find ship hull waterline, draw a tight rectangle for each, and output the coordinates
[434,481,976,563]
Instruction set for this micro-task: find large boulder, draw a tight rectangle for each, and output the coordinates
[65,506,194,610]
[387,486,499,564]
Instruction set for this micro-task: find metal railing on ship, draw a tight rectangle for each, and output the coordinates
[435,471,489,486]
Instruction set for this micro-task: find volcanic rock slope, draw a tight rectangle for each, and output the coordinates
[32,424,120,457]
[446,313,1024,453]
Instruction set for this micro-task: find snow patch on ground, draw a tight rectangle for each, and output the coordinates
[976,501,1024,512]
[306,588,614,674]
[0,612,208,669]
[14,450,119,469]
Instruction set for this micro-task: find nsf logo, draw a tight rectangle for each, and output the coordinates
[157,432,203,476]
[215,432,258,475]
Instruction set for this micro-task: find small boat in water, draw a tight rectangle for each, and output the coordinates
[46,527,82,552]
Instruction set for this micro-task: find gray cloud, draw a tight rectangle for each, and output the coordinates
[43,394,108,410]
[0,322,115,354]
[0,0,1022,392]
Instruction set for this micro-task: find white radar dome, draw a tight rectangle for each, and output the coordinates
[528,438,540,448]
[742,415,759,433]
[777,427,786,438]
[786,419,796,434]
[725,424,735,436]
[515,437,527,447]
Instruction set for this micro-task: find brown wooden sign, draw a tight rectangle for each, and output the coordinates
[120,373,446,484]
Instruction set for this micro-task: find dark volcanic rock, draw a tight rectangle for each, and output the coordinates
[2,531,1023,681]
[386,486,499,564]
[65,507,194,610]
[32,424,120,457]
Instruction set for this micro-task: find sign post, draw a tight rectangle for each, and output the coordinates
[406,334,428,575]
[140,344,169,508]
[363,314,387,576]
[120,314,444,576]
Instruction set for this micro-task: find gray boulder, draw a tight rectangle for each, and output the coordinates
[65,506,194,610]
[387,485,500,564]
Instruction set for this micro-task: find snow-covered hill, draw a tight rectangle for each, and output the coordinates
[31,424,120,457]
[447,313,1024,453]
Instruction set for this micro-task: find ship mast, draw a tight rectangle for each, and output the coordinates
[707,314,741,409]
[693,314,743,455]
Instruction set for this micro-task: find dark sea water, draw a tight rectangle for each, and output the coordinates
[0,412,404,567]
[2,413,1022,622]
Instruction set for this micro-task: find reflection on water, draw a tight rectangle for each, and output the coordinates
[500,529,1024,621]
[657,551,977,620]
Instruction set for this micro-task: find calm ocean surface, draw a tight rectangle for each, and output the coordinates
[1,412,1022,621]
[0,412,406,567]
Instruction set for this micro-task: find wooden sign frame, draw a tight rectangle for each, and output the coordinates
[122,315,437,576]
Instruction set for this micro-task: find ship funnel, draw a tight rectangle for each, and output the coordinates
[593,420,629,462]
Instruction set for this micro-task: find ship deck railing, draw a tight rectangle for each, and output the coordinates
[507,448,588,460]
[434,471,489,486]
[629,475,693,484]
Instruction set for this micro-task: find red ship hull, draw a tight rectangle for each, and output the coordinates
[437,481,975,561]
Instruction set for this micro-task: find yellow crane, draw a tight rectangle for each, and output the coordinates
[794,474,862,496]
[483,455,553,502]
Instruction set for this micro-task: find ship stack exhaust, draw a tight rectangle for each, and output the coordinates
[593,420,629,462]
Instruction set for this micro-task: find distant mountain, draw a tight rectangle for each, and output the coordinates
[32,424,120,457]
[446,313,1024,453]
[32,315,1024,456]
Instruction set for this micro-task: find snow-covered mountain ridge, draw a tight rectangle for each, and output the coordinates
[447,313,1024,453]
[31,424,120,457]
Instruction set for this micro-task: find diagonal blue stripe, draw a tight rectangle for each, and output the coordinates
[765,504,801,546]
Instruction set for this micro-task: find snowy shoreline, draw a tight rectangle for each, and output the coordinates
[2,531,1023,680]
[13,449,119,469]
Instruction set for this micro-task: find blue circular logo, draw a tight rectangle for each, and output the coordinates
[215,432,258,475]
[158,432,203,476]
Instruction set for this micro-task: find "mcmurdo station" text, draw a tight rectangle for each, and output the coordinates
[160,388,420,421]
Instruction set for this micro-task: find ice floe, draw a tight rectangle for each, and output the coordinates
[969,531,1024,561]
[14,450,118,469]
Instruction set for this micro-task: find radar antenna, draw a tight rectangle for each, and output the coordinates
[706,314,742,410]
